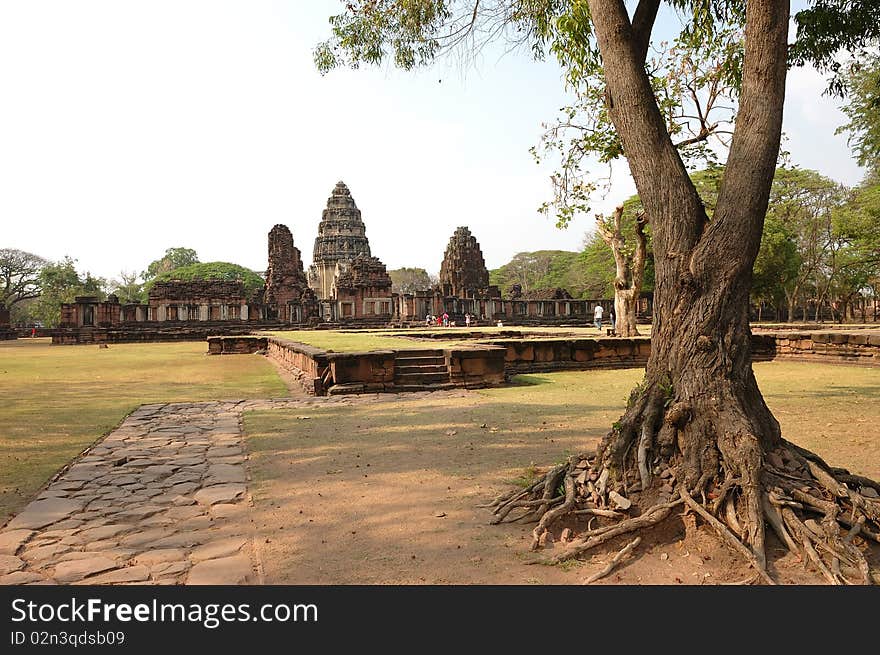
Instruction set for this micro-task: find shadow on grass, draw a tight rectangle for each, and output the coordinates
[507,374,555,387]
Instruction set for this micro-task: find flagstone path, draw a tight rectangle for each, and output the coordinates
[0,399,303,585]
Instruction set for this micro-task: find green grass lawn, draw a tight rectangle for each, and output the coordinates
[264,325,645,353]
[264,330,463,352]
[0,338,287,520]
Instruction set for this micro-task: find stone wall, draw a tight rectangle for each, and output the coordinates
[51,323,287,345]
[488,337,652,374]
[266,337,330,395]
[752,331,880,365]
[446,346,506,387]
[206,335,268,354]
[260,338,507,396]
[325,350,396,394]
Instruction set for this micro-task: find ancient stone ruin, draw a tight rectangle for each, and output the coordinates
[439,226,493,298]
[308,181,373,301]
[264,224,318,323]
[331,255,394,321]
[52,182,650,344]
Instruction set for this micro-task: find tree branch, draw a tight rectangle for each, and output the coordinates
[632,0,661,65]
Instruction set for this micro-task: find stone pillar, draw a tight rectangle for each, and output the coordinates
[220,304,228,321]
[241,304,248,321]
[200,305,208,321]
[157,305,166,322]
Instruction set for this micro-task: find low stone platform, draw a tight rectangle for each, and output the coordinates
[0,401,260,585]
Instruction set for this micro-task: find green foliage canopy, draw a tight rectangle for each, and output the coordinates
[143,247,200,281]
[144,262,265,297]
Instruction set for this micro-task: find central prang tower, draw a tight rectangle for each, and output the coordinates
[308,181,372,299]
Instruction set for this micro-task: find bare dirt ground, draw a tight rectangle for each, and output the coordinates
[243,365,880,585]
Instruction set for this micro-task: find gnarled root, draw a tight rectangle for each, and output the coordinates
[484,438,879,585]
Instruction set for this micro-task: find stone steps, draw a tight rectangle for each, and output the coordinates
[393,382,460,392]
[395,364,447,375]
[394,371,450,385]
[394,350,450,386]
[396,349,446,358]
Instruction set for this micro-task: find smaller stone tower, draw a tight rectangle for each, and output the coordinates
[265,224,316,322]
[439,226,491,298]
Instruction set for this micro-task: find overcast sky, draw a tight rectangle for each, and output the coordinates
[0,1,867,282]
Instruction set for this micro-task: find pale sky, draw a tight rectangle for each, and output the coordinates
[0,1,867,283]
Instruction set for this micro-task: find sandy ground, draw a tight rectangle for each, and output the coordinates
[243,389,878,585]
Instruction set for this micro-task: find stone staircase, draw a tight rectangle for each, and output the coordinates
[394,350,453,390]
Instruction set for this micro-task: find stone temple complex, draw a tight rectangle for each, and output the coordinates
[53,180,630,343]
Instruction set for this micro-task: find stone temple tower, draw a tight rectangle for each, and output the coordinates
[439,226,490,298]
[308,181,372,300]
[265,224,315,322]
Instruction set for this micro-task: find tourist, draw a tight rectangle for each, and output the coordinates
[497,320,503,327]
[465,313,471,328]
[593,303,604,331]
[436,314,442,327]
[425,313,432,326]
[442,312,449,327]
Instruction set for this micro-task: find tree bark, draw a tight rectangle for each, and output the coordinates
[584,0,789,567]
[597,205,647,337]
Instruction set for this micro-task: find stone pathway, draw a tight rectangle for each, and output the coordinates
[0,401,260,585]
[0,391,470,585]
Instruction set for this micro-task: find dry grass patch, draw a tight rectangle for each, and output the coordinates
[244,362,879,584]
[0,338,286,520]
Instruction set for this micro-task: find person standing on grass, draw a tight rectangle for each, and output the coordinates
[594,303,604,331]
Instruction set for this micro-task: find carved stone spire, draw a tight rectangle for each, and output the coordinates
[309,181,373,299]
[439,226,490,298]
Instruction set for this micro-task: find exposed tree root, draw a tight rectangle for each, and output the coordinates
[484,439,879,585]
[584,536,641,584]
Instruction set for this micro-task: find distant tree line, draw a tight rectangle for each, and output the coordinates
[488,164,880,323]
[0,246,265,328]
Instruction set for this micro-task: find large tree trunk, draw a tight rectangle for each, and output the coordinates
[587,0,790,570]
[597,205,647,337]
[487,0,879,585]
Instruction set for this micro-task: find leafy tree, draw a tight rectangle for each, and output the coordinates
[111,270,146,304]
[142,247,200,281]
[144,262,265,297]
[32,257,108,327]
[490,250,591,297]
[764,168,848,322]
[388,267,432,294]
[751,215,800,321]
[317,0,880,581]
[0,249,47,309]
[831,170,880,319]
[836,56,880,170]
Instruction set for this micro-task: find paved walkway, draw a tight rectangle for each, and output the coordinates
[0,401,267,585]
[0,392,436,585]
